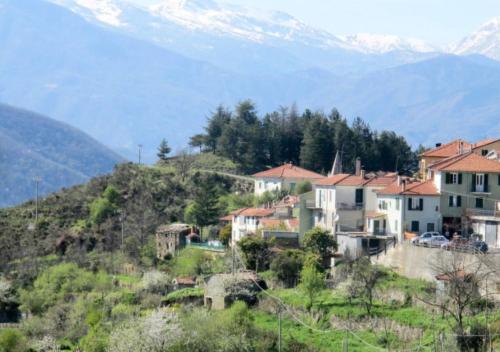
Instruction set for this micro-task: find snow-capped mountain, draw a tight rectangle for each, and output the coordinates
[47,0,437,66]
[340,33,437,54]
[450,17,500,60]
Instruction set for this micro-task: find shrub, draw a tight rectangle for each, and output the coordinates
[270,250,304,288]
[0,329,27,352]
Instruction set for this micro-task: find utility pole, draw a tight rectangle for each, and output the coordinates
[138,144,143,165]
[277,305,282,352]
[232,245,235,276]
[34,176,41,223]
[119,211,125,250]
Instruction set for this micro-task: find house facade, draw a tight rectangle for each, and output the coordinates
[371,179,441,242]
[230,208,274,245]
[429,152,500,247]
[311,170,397,235]
[253,163,324,196]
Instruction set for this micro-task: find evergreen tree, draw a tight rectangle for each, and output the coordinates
[299,114,332,172]
[205,105,231,152]
[157,139,171,162]
[185,173,221,238]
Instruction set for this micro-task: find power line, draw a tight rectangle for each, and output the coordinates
[232,247,429,352]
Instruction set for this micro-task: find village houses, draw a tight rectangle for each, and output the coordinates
[222,137,500,252]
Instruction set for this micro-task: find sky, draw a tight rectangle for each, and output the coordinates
[127,0,500,47]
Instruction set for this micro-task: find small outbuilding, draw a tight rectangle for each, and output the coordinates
[204,272,267,310]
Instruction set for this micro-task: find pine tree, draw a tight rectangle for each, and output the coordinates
[157,139,171,162]
[300,114,332,172]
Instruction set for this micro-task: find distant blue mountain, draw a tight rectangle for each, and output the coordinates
[0,103,122,207]
[0,0,499,164]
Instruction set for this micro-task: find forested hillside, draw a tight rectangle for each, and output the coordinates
[0,104,122,207]
[190,101,420,174]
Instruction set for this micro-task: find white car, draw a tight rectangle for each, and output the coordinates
[411,232,441,245]
[420,235,448,247]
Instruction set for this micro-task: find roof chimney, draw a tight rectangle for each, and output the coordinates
[435,143,442,148]
[402,179,406,192]
[355,158,361,176]
[361,169,365,179]
[458,141,464,154]
[397,175,401,186]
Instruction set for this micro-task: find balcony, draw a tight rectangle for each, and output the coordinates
[471,185,490,194]
[466,208,500,218]
[337,202,363,211]
[305,200,320,209]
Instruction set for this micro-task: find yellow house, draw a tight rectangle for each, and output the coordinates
[420,140,471,180]
[420,138,500,180]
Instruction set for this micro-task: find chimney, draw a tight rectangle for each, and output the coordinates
[402,179,406,192]
[397,175,401,186]
[458,141,464,154]
[355,158,361,176]
[435,143,442,148]
[361,169,365,179]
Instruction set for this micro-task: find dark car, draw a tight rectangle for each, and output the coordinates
[470,240,488,254]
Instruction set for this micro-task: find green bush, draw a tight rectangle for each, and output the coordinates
[0,329,27,352]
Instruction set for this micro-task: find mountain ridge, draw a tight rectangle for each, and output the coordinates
[0,103,123,207]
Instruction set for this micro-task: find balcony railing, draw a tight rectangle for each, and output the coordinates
[466,208,500,218]
[337,203,363,211]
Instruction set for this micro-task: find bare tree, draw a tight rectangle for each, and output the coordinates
[174,149,195,182]
[419,251,497,351]
[348,257,385,316]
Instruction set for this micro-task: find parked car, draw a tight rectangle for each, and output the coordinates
[470,240,488,253]
[441,238,488,253]
[411,232,440,245]
[420,235,449,247]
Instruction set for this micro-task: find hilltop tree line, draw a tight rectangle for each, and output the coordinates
[189,101,419,175]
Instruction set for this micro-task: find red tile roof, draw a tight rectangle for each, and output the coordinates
[253,163,325,179]
[421,139,471,158]
[473,138,500,149]
[315,173,397,187]
[431,152,500,173]
[233,208,275,217]
[378,180,439,196]
[174,277,197,285]
[314,173,350,186]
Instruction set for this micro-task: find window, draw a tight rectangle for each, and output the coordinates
[445,172,462,184]
[448,195,462,207]
[355,189,364,205]
[427,223,435,232]
[411,221,419,232]
[481,150,488,156]
[408,198,424,211]
[289,183,296,192]
[396,198,400,210]
[475,197,484,209]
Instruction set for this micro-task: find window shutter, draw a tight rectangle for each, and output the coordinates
[498,174,500,186]
[419,198,424,211]
[458,173,462,184]
[471,174,476,192]
[449,196,453,207]
[484,174,489,192]
[408,198,412,210]
[457,196,462,207]
[445,173,450,184]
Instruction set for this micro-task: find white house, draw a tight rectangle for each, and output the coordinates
[253,163,325,196]
[230,208,274,245]
[370,179,441,242]
[311,171,397,235]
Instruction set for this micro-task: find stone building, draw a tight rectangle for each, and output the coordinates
[155,223,192,259]
[204,272,267,310]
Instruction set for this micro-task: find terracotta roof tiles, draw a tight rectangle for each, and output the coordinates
[421,139,471,158]
[432,152,500,173]
[253,163,324,179]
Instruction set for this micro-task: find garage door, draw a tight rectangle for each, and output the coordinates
[485,221,498,247]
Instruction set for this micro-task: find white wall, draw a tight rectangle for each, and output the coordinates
[376,195,404,240]
[404,196,441,235]
[313,185,336,233]
[254,177,282,196]
[231,215,260,244]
